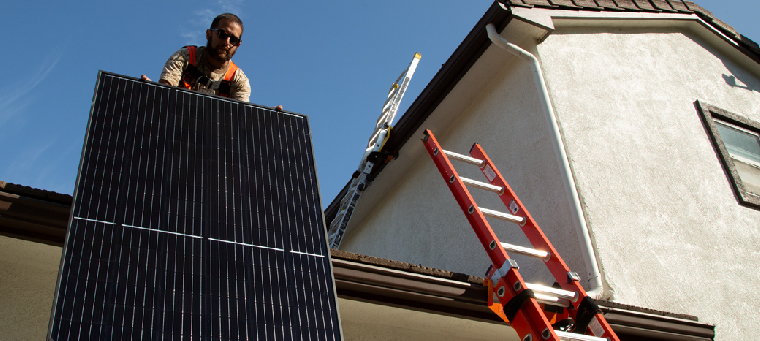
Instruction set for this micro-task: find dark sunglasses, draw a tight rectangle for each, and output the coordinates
[210,29,241,46]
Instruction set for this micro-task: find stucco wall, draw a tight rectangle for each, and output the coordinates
[340,43,591,290]
[538,27,760,339]
[0,235,62,340]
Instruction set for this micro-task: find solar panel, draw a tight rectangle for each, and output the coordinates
[49,71,343,340]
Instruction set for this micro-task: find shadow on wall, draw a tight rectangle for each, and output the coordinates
[722,74,760,92]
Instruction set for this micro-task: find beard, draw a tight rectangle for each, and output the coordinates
[206,38,236,62]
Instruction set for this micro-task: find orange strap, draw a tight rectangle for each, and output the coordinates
[224,61,238,81]
[181,46,238,95]
[187,46,196,66]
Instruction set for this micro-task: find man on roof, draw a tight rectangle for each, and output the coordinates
[141,13,251,102]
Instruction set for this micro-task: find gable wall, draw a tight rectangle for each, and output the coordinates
[538,25,760,339]
[339,41,592,289]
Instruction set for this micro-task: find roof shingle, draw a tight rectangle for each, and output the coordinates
[548,0,581,9]
[612,0,640,11]
[649,0,676,12]
[631,0,658,11]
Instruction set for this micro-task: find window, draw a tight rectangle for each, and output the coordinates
[696,101,760,208]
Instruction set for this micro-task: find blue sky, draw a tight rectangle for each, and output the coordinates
[1,1,757,206]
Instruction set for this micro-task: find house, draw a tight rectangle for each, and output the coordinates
[0,181,716,340]
[327,0,759,339]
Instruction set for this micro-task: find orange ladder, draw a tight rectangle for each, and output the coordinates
[422,130,619,341]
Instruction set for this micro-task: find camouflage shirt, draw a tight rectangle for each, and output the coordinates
[159,46,251,102]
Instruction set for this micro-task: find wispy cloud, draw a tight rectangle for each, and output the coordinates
[180,0,245,44]
[3,140,55,184]
[0,54,62,127]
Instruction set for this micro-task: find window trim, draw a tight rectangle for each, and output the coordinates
[696,100,760,208]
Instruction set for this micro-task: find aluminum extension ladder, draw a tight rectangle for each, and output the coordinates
[422,130,619,341]
[327,53,421,249]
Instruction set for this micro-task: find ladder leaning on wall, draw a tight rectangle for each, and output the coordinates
[421,129,619,341]
[327,53,421,249]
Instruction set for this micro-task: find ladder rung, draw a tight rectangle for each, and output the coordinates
[443,150,485,166]
[526,283,577,302]
[500,242,549,260]
[554,330,608,341]
[460,177,504,194]
[480,207,525,225]
[534,292,570,308]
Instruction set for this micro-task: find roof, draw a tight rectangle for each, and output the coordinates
[325,0,760,223]
[2,181,715,339]
[0,181,72,245]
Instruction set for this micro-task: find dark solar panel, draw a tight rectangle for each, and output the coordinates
[49,71,342,340]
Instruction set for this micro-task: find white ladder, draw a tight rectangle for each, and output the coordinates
[327,53,421,249]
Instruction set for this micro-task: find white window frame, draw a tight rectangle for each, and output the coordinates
[696,100,760,208]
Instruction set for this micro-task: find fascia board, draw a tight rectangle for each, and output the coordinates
[512,7,760,78]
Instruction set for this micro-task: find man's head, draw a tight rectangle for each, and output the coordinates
[206,13,244,63]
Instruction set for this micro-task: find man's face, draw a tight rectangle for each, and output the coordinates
[206,19,243,62]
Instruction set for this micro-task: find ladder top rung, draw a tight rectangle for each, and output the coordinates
[443,150,485,166]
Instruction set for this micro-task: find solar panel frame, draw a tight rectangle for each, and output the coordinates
[49,71,343,340]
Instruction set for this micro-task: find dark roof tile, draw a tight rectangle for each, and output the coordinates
[523,0,557,7]
[596,0,625,10]
[549,0,581,8]
[0,181,72,205]
[632,0,658,11]
[681,0,704,12]
[666,0,692,12]
[572,0,603,10]
[650,0,676,12]
[613,0,640,11]
[709,16,740,38]
[508,0,533,8]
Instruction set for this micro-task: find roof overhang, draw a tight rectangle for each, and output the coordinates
[1,181,715,339]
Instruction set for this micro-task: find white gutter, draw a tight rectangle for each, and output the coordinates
[485,23,605,299]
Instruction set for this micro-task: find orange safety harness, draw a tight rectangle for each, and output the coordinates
[179,45,238,97]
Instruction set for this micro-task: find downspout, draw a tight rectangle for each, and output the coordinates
[485,23,605,299]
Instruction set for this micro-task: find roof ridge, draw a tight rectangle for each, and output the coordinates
[501,0,760,60]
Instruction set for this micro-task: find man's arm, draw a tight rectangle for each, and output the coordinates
[230,68,252,102]
[158,48,191,86]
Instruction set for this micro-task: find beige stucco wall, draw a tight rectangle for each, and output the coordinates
[0,235,62,340]
[537,26,760,340]
[340,21,592,291]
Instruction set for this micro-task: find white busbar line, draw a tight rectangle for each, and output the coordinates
[75,217,327,256]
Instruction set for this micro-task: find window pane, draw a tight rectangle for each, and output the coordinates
[715,121,760,164]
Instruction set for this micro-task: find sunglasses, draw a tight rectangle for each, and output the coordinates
[210,29,241,46]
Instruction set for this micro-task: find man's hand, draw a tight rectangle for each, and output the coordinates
[141,75,171,85]
[275,105,283,111]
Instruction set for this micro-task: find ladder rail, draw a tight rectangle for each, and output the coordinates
[422,131,560,340]
[422,129,620,341]
[470,142,619,339]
